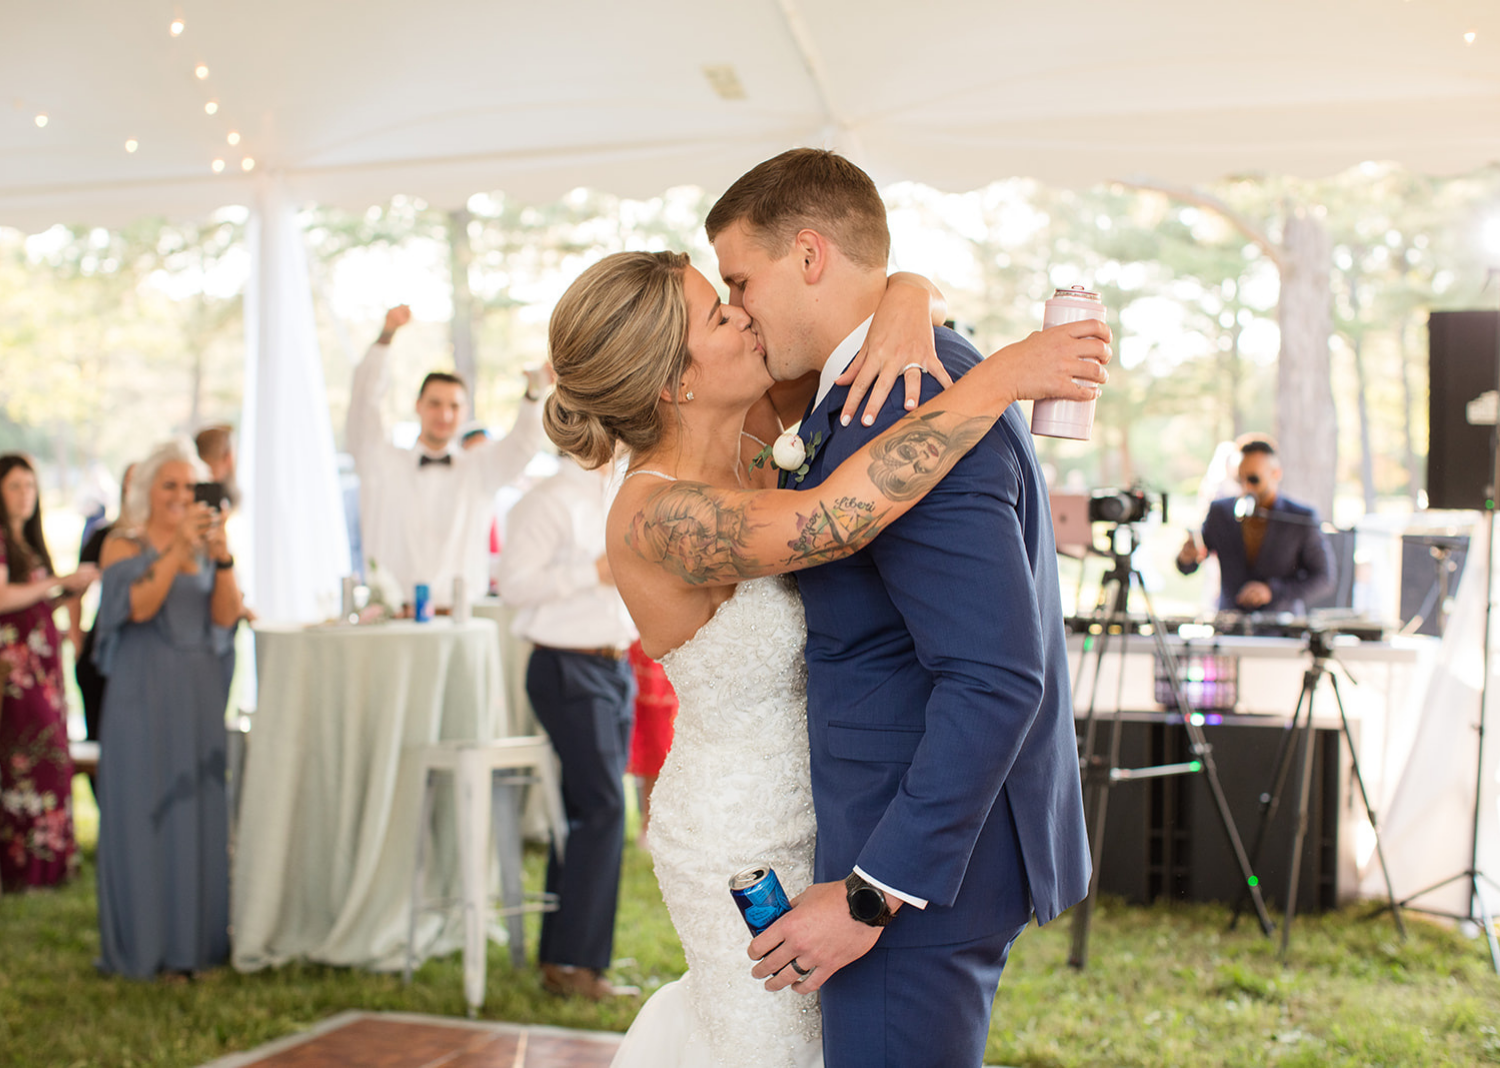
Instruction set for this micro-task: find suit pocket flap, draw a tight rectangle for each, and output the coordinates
[826,723,923,764]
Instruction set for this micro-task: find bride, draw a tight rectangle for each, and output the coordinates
[542,250,1108,1068]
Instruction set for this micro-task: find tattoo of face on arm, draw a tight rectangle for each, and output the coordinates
[867,413,991,502]
[625,483,763,586]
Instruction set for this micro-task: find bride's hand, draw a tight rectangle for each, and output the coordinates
[989,318,1112,403]
[836,273,954,428]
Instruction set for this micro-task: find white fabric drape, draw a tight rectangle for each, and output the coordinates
[1363,518,1500,918]
[241,177,351,623]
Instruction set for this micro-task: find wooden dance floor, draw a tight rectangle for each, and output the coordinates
[196,1012,621,1068]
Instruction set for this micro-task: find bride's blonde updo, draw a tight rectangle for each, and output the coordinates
[545,250,692,469]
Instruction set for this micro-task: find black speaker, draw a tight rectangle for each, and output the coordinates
[1428,310,1499,511]
[1399,533,1470,637]
[1092,718,1343,913]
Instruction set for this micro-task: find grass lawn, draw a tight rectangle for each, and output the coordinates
[2,783,1498,1067]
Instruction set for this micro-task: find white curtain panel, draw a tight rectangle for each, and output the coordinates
[1366,519,1500,919]
[240,177,351,623]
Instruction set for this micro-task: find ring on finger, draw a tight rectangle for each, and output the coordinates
[900,362,924,374]
[790,959,812,978]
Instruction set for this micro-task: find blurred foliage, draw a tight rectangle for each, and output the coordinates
[2,165,1496,523]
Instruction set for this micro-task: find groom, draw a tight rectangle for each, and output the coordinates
[708,149,1094,1066]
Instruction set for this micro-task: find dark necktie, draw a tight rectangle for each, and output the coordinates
[418,454,452,468]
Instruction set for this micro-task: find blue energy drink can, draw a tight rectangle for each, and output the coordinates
[729,863,792,936]
[413,583,432,622]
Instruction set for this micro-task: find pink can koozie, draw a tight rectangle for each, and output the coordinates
[1031,286,1105,441]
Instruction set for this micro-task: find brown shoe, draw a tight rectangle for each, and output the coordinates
[540,963,640,1000]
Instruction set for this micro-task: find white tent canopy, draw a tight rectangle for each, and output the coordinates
[6,0,1498,229]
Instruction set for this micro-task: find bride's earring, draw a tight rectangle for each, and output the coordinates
[683,391,694,402]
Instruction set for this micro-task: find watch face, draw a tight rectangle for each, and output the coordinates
[850,886,885,922]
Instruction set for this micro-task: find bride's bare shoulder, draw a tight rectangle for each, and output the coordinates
[608,476,731,658]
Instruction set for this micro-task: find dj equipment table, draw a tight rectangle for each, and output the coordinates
[1067,631,1436,908]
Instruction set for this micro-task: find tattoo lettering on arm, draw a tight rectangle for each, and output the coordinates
[784,496,887,568]
[625,483,764,586]
[867,413,991,502]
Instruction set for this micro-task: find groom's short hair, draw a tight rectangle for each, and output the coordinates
[706,148,890,271]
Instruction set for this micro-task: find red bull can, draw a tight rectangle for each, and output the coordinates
[729,863,792,936]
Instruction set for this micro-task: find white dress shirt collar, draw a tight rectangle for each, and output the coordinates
[812,316,874,412]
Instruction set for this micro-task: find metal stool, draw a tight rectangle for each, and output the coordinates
[402,736,566,1017]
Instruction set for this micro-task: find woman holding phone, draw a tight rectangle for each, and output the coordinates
[93,438,242,978]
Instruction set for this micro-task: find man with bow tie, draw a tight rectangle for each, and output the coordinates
[347,304,549,612]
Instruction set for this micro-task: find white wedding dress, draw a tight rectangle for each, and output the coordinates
[611,576,824,1068]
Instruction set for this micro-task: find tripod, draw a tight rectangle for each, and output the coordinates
[1068,524,1275,969]
[1390,511,1500,972]
[1230,629,1406,956]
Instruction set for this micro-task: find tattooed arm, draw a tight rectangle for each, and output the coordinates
[624,318,1112,586]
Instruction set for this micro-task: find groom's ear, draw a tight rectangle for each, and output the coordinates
[794,228,830,285]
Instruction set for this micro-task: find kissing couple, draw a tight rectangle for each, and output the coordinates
[545,149,1109,1068]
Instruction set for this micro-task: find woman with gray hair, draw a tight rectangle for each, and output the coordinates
[93,437,243,978]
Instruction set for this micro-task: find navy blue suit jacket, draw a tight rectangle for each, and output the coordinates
[1181,495,1335,614]
[791,326,1090,949]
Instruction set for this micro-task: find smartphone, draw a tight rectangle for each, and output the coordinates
[194,481,228,510]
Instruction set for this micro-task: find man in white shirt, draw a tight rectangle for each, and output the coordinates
[496,456,638,1001]
[346,304,548,609]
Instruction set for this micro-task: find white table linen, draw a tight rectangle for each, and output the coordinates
[232,618,504,972]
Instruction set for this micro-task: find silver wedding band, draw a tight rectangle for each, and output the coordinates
[790,959,811,978]
[900,362,924,374]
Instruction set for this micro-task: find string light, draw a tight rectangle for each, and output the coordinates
[205,101,218,115]
[169,18,185,36]
[211,158,225,173]
[1465,31,1477,44]
[125,139,139,153]
[34,114,48,128]
[195,64,209,80]
[227,131,240,146]
[241,157,255,172]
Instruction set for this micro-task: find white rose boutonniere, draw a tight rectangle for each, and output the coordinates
[772,431,806,470]
[750,429,823,485]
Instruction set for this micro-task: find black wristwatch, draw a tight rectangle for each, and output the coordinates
[845,871,894,927]
[214,555,235,571]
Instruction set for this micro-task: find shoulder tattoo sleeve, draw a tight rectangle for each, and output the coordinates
[625,483,764,585]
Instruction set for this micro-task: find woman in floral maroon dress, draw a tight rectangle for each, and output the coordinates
[0,453,97,890]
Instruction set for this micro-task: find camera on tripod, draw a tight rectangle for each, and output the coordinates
[1088,486,1168,525]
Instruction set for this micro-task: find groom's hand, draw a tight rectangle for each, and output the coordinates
[746,880,886,994]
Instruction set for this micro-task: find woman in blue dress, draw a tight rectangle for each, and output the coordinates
[94,438,243,977]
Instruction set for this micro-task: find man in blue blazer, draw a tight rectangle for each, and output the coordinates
[709,149,1102,1067]
[1177,438,1335,614]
